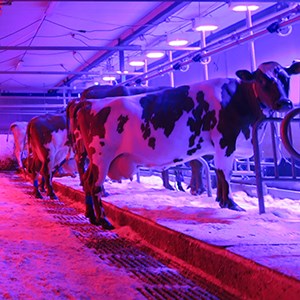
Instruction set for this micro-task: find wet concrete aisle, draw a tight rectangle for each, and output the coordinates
[0,172,229,300]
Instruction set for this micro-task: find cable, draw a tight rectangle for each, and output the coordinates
[44,18,130,33]
[0,19,42,41]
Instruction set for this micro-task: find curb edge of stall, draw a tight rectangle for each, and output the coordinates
[54,181,300,300]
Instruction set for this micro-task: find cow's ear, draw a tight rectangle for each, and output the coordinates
[236,70,254,81]
[285,61,300,75]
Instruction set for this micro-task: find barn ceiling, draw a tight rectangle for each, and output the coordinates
[0,1,299,94]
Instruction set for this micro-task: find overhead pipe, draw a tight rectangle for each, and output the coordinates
[0,104,64,108]
[121,9,300,86]
[0,45,201,52]
[0,70,143,76]
[142,3,292,76]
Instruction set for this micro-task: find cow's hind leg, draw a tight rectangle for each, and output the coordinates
[83,164,113,229]
[215,169,245,211]
[33,176,43,199]
[92,189,114,230]
[189,160,205,195]
[161,170,175,190]
[39,176,46,192]
[175,169,185,192]
[82,167,97,224]
[42,163,57,200]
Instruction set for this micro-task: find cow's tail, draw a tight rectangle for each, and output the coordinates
[25,121,33,174]
[6,130,10,142]
[66,100,76,151]
[7,122,16,142]
[26,122,31,155]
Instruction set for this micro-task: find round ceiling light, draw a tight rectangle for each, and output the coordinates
[102,75,116,81]
[129,55,145,67]
[193,18,218,32]
[231,5,259,12]
[146,51,165,59]
[168,39,188,47]
[167,33,189,47]
[129,60,145,67]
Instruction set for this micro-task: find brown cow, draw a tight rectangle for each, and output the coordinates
[27,113,76,199]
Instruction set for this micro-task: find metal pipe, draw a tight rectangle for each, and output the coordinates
[119,50,126,83]
[144,58,148,86]
[270,121,279,178]
[200,31,209,80]
[121,10,300,86]
[0,70,143,76]
[168,51,174,88]
[246,9,257,71]
[252,117,266,214]
[280,107,300,160]
[0,104,64,108]
[0,45,201,52]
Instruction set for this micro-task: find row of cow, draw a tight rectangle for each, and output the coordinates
[10,120,78,190]
[10,88,204,197]
[10,60,300,229]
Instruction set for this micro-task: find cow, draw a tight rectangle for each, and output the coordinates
[10,121,76,179]
[27,113,76,199]
[75,61,300,229]
[10,121,28,171]
[82,84,201,192]
[80,85,169,100]
[67,85,171,192]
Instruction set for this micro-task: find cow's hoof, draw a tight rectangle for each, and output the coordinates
[49,194,58,200]
[164,184,175,191]
[191,187,205,196]
[101,191,110,197]
[229,203,246,212]
[35,192,43,199]
[177,184,185,192]
[98,218,114,230]
[85,214,97,225]
[89,217,98,225]
[218,199,246,212]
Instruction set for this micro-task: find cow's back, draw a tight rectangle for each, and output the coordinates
[78,80,232,169]
[10,121,28,147]
[27,114,69,164]
[10,121,29,168]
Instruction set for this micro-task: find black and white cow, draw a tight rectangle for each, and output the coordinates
[75,61,300,228]
[82,84,204,192]
[67,85,170,191]
[27,113,76,199]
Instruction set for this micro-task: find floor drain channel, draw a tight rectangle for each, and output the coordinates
[38,198,233,300]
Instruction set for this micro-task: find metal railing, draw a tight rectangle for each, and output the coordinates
[252,108,300,214]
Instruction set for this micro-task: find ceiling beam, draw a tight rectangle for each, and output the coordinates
[0,45,200,51]
[0,70,143,75]
[55,1,189,87]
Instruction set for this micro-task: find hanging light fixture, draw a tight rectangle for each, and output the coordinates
[129,56,145,67]
[230,3,259,12]
[102,75,116,81]
[146,51,165,59]
[193,17,218,32]
[167,32,189,47]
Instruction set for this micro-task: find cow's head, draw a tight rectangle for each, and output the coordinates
[236,61,300,112]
